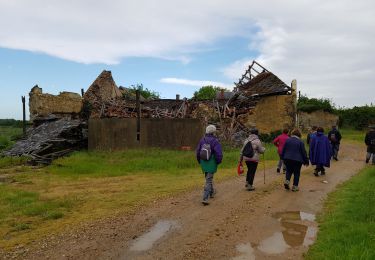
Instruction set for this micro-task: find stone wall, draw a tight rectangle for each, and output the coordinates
[298,110,339,131]
[29,86,83,121]
[237,94,296,133]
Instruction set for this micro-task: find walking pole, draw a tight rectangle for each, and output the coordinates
[263,154,266,184]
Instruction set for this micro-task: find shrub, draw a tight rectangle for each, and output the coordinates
[193,85,226,100]
[297,95,334,113]
[336,105,375,129]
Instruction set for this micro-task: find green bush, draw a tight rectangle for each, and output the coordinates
[297,95,334,113]
[193,85,226,100]
[336,105,375,130]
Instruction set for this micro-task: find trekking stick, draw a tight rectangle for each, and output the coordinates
[263,154,266,184]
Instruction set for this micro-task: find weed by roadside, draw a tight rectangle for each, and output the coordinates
[306,167,375,260]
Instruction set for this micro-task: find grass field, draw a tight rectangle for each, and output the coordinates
[0,126,23,152]
[339,128,366,143]
[0,143,278,248]
[0,126,367,249]
[306,166,375,260]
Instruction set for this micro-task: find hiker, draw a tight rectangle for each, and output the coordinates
[273,128,290,174]
[306,126,317,145]
[239,128,265,191]
[196,125,223,205]
[365,125,375,165]
[327,125,342,161]
[281,128,309,192]
[309,127,332,176]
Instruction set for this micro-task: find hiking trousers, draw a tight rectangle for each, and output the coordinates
[284,159,302,186]
[245,161,258,186]
[331,143,340,159]
[203,172,214,200]
[366,152,375,165]
[277,154,286,172]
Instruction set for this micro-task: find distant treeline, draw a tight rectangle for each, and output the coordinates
[0,119,25,127]
[297,95,375,129]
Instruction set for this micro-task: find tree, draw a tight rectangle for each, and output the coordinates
[128,84,160,100]
[193,85,226,100]
[297,95,334,113]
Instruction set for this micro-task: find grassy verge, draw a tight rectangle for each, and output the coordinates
[0,144,278,249]
[0,126,23,152]
[339,128,366,144]
[306,167,375,260]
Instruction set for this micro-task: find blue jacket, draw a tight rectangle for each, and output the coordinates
[281,136,309,164]
[309,132,332,167]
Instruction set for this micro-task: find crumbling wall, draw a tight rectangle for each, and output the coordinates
[298,110,339,131]
[29,86,83,121]
[237,94,295,133]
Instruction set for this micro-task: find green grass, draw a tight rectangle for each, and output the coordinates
[48,143,278,178]
[306,167,375,260]
[340,128,366,143]
[0,144,278,248]
[0,126,23,152]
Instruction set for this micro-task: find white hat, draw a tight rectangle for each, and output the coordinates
[206,125,216,134]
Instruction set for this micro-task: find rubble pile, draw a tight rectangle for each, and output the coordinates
[3,119,87,164]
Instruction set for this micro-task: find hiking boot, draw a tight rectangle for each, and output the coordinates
[202,199,209,205]
[210,189,217,198]
[333,157,338,161]
[313,170,319,177]
[276,168,280,173]
[366,159,369,164]
[321,171,326,176]
[284,180,290,190]
[292,186,299,192]
[245,182,250,188]
[247,185,255,191]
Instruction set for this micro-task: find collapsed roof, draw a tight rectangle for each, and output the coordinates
[235,60,291,97]
[83,70,122,104]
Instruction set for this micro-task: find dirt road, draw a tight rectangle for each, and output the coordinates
[7,142,366,259]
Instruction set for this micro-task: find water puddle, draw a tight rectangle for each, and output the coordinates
[129,220,179,252]
[257,211,317,255]
[258,232,290,254]
[232,243,255,260]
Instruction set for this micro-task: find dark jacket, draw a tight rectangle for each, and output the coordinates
[365,130,375,153]
[281,136,309,164]
[306,132,316,145]
[309,132,332,167]
[327,129,342,144]
[196,134,223,173]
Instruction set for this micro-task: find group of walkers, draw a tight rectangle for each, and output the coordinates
[195,124,350,206]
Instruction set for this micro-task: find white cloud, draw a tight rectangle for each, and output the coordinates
[160,78,232,89]
[1,0,375,106]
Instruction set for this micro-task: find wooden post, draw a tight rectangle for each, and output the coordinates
[21,96,26,136]
[136,89,141,142]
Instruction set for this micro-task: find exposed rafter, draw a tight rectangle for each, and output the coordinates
[235,60,270,88]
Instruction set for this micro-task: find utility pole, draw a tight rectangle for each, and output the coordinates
[21,96,26,137]
[136,89,141,142]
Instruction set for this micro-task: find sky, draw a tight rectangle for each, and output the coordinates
[0,0,374,119]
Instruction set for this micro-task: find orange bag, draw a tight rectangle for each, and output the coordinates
[237,162,244,176]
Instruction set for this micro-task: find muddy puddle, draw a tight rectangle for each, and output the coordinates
[129,220,179,252]
[257,211,317,255]
[231,243,255,260]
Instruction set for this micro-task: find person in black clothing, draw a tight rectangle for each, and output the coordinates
[327,125,342,161]
[365,125,375,165]
[281,128,309,192]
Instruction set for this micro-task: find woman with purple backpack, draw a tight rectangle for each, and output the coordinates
[196,125,223,205]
